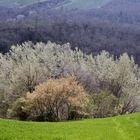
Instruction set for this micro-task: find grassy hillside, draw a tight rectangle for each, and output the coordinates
[0,113,140,140]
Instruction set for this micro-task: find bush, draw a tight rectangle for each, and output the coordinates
[92,91,119,118]
[9,98,29,120]
[12,76,91,121]
[0,92,9,118]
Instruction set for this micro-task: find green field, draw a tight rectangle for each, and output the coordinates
[0,113,140,140]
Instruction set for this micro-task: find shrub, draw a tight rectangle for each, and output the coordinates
[12,76,91,121]
[92,91,119,118]
[0,92,9,118]
[9,98,29,120]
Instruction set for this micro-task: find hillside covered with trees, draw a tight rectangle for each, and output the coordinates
[0,0,140,64]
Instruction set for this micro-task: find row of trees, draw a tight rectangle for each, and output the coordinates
[0,42,140,121]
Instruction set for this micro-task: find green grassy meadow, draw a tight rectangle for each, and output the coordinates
[0,113,140,140]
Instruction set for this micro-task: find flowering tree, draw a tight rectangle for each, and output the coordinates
[12,76,90,121]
